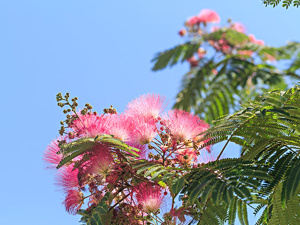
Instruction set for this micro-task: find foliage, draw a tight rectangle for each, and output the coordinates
[44,9,300,225]
[45,92,220,224]
[196,85,300,224]
[152,11,300,124]
[263,0,300,8]
[178,158,271,225]
[149,9,300,224]
[45,86,300,224]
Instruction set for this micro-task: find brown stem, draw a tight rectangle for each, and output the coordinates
[108,192,131,212]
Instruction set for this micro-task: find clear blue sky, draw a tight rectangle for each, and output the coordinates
[1,1,299,224]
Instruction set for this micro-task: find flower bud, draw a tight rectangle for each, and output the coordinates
[178,29,187,37]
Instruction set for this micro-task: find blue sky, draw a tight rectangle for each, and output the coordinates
[1,1,299,224]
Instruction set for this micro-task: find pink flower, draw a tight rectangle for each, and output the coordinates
[198,9,220,23]
[126,94,166,120]
[221,44,231,53]
[131,116,157,144]
[63,190,83,214]
[248,34,255,42]
[186,16,200,26]
[256,40,264,45]
[218,39,226,45]
[165,109,209,141]
[231,22,245,33]
[43,137,64,169]
[176,149,198,163]
[249,34,264,45]
[178,29,187,36]
[187,56,198,67]
[105,114,132,142]
[211,26,220,32]
[127,142,148,159]
[55,164,79,192]
[238,50,253,57]
[135,183,164,213]
[71,113,109,138]
[197,48,206,58]
[88,147,113,176]
[212,69,218,75]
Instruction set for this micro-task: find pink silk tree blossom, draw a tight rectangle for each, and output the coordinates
[63,190,83,215]
[46,91,213,219]
[130,116,157,144]
[187,56,198,67]
[178,28,187,37]
[197,48,206,58]
[176,148,198,163]
[87,147,114,176]
[186,16,200,26]
[198,9,220,23]
[238,50,254,57]
[71,113,109,138]
[232,22,246,33]
[126,94,166,120]
[165,109,209,142]
[43,137,64,169]
[55,164,79,192]
[105,114,133,142]
[135,183,164,213]
[249,34,265,46]
[126,141,149,159]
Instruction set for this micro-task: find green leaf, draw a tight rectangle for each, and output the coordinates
[87,193,110,225]
[228,197,237,225]
[151,42,200,71]
[95,136,140,157]
[57,139,95,168]
[162,172,175,183]
[136,163,159,174]
[171,177,185,196]
[151,169,168,181]
[188,179,212,204]
[144,165,163,177]
[205,28,249,46]
[58,137,95,154]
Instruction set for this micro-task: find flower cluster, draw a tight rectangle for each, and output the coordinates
[178,9,274,70]
[44,93,211,223]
